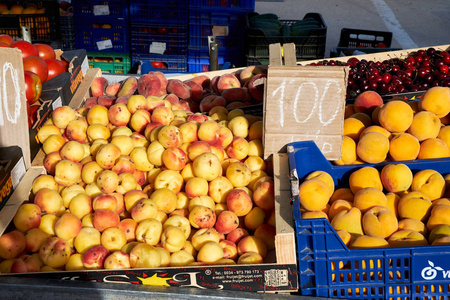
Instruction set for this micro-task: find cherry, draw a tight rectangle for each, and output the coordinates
[392,65,401,72]
[369,80,378,90]
[416,49,426,57]
[415,56,423,63]
[418,68,428,78]
[443,55,450,65]
[442,78,450,87]
[427,48,436,56]
[437,72,448,81]
[440,65,449,74]
[423,73,434,83]
[382,73,392,83]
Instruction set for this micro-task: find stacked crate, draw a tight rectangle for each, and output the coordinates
[73,0,130,73]
[187,0,255,72]
[129,0,189,74]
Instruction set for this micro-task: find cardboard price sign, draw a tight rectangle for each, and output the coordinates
[263,44,348,160]
[0,48,30,168]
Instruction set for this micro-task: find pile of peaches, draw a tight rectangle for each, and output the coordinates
[336,86,450,165]
[0,69,275,273]
[299,163,450,249]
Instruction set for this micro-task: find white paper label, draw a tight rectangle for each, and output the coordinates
[149,42,166,55]
[81,57,89,76]
[97,40,113,51]
[52,96,62,110]
[93,5,110,16]
[11,157,26,189]
[212,26,229,36]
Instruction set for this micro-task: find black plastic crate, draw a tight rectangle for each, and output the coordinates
[0,1,59,43]
[130,22,188,56]
[245,12,327,60]
[59,16,75,51]
[129,0,188,24]
[73,0,129,18]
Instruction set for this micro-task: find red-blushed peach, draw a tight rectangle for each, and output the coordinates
[221,87,251,103]
[118,218,138,242]
[25,228,50,253]
[187,140,211,161]
[219,240,238,261]
[215,210,239,234]
[166,79,191,100]
[101,227,127,252]
[54,213,82,240]
[197,241,223,263]
[187,112,209,124]
[74,227,101,254]
[162,147,187,171]
[39,237,71,268]
[170,250,195,267]
[189,205,216,229]
[135,218,163,245]
[353,91,383,114]
[13,203,41,232]
[82,244,109,269]
[90,77,108,97]
[199,95,227,113]
[97,95,116,108]
[65,119,88,144]
[183,80,203,102]
[239,66,266,85]
[0,230,26,259]
[92,209,120,232]
[217,73,241,94]
[138,73,162,97]
[237,252,263,264]
[216,126,234,149]
[103,251,131,270]
[226,188,253,217]
[247,74,266,102]
[84,96,99,108]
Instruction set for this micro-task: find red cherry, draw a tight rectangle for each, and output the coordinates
[440,65,449,74]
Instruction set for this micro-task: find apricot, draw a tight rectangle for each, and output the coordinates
[388,133,420,161]
[378,100,414,133]
[348,166,383,194]
[418,86,450,118]
[380,163,413,193]
[353,187,388,214]
[356,132,389,163]
[298,178,331,211]
[334,136,357,165]
[408,111,441,142]
[343,117,365,141]
[418,138,450,159]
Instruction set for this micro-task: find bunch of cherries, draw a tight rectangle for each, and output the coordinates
[308,48,450,99]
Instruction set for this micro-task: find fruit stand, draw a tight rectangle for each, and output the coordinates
[0,0,450,299]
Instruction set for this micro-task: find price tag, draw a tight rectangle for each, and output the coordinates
[11,157,26,189]
[97,40,113,51]
[81,57,89,77]
[149,42,166,55]
[212,26,229,36]
[93,5,110,16]
[52,96,62,110]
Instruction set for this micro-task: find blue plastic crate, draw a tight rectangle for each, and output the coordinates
[188,9,246,58]
[189,0,255,12]
[188,55,225,73]
[73,0,129,17]
[288,140,450,299]
[132,54,188,74]
[130,22,188,56]
[188,48,244,72]
[129,0,188,24]
[74,16,129,53]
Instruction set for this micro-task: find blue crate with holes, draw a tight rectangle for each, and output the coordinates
[188,9,246,60]
[132,54,187,74]
[189,0,254,12]
[73,0,129,18]
[130,22,188,56]
[188,48,242,72]
[74,15,129,53]
[288,140,450,299]
[129,0,188,24]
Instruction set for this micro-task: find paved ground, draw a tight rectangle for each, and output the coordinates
[255,0,450,58]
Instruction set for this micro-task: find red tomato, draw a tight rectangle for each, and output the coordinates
[0,42,9,48]
[23,56,48,83]
[45,59,67,81]
[0,34,14,46]
[151,62,167,68]
[34,43,56,60]
[170,28,178,34]
[376,42,388,48]
[157,28,168,34]
[26,101,31,116]
[24,71,42,105]
[29,104,40,128]
[10,40,39,59]
[60,59,69,72]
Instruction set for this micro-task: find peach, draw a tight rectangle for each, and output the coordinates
[239,66,266,85]
[411,169,445,200]
[118,218,138,242]
[353,187,388,214]
[330,207,364,237]
[350,235,389,249]
[52,106,77,129]
[349,166,383,194]
[59,140,85,162]
[37,124,63,144]
[378,100,414,133]
[298,178,330,211]
[13,203,41,232]
[84,96,98,108]
[108,103,131,127]
[39,237,71,268]
[152,106,175,126]
[138,73,162,97]
[226,161,252,188]
[360,125,391,140]
[380,163,413,193]
[388,229,429,247]
[25,228,50,253]
[130,198,158,222]
[226,136,249,160]
[408,111,441,142]
[199,95,227,113]
[97,95,115,108]
[328,200,352,221]
[34,188,63,214]
[389,133,420,161]
[54,213,82,240]
[343,117,366,141]
[217,73,241,94]
[217,127,234,149]
[336,230,353,247]
[353,91,383,114]
[92,194,117,211]
[330,187,354,203]
[244,206,265,231]
[398,218,427,237]
[90,77,108,97]
[432,236,450,245]
[0,230,26,259]
[357,132,390,163]
[92,209,120,232]
[334,136,357,165]
[398,191,432,221]
[162,147,187,171]
[135,218,162,245]
[166,79,191,100]
[418,86,450,118]
[386,192,400,218]
[350,112,372,127]
[65,119,88,143]
[43,151,63,175]
[130,146,154,172]
[418,138,450,159]
[74,227,101,254]
[438,126,450,149]
[153,169,184,194]
[82,244,109,269]
[221,87,251,103]
[252,181,275,211]
[42,134,66,154]
[427,204,450,232]
[112,155,136,175]
[183,80,202,102]
[362,206,398,238]
[189,205,216,229]
[247,73,265,102]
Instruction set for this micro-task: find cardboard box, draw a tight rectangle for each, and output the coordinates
[0,146,26,211]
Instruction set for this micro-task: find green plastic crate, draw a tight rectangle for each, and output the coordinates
[87,52,131,73]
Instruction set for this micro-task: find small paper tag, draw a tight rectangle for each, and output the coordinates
[97,39,113,50]
[93,5,110,16]
[81,57,89,76]
[149,42,166,55]
[52,96,62,110]
[212,26,229,36]
[11,157,26,189]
